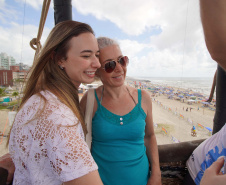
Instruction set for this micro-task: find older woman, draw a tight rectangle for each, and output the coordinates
[80,37,161,185]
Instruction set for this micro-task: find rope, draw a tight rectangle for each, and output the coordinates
[30,0,51,58]
[178,0,190,129]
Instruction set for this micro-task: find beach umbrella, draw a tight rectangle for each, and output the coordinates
[187,99,195,102]
[205,127,213,136]
[205,127,212,132]
[178,95,184,98]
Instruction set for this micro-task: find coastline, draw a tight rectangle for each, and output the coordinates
[126,77,214,145]
[0,77,215,156]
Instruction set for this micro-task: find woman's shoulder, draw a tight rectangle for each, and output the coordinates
[92,86,103,99]
[95,85,103,93]
[19,91,78,127]
[16,93,44,122]
[140,89,151,98]
[126,86,137,94]
[126,86,150,98]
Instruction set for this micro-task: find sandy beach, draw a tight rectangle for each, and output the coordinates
[151,92,214,145]
[0,110,11,157]
[0,78,215,157]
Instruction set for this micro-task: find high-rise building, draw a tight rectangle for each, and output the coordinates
[0,52,16,70]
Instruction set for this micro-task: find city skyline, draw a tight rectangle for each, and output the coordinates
[0,52,30,70]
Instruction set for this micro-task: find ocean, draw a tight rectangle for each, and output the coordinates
[133,77,214,98]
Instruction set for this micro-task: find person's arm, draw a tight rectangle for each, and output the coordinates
[142,90,161,185]
[200,0,226,71]
[0,153,15,184]
[64,170,103,185]
[200,157,226,185]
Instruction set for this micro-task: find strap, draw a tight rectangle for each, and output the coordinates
[94,89,101,106]
[100,86,104,104]
[85,88,95,150]
[138,89,141,105]
[126,87,137,105]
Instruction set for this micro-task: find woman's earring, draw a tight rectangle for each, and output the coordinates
[59,66,64,70]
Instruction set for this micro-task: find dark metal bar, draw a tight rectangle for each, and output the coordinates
[53,0,72,25]
[213,65,226,134]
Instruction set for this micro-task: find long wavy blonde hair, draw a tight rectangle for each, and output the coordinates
[17,20,94,134]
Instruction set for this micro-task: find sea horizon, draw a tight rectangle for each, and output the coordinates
[128,76,214,98]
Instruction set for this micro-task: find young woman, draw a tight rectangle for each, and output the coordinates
[8,20,103,185]
[80,37,161,185]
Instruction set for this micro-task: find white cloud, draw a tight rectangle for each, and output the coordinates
[124,40,216,77]
[15,0,43,10]
[0,22,51,66]
[71,0,217,77]
[72,0,156,35]
[0,0,4,6]
[0,0,217,77]
[72,0,199,36]
[119,39,149,58]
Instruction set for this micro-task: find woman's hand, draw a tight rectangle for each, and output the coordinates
[147,172,162,185]
[200,157,226,185]
[0,153,15,184]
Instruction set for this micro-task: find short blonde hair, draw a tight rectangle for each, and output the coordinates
[97,37,119,50]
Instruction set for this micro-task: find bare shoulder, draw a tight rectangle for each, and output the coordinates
[126,86,138,96]
[95,86,103,96]
[141,89,152,103]
[140,89,152,113]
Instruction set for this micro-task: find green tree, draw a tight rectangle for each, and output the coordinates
[0,88,6,97]
[12,91,19,98]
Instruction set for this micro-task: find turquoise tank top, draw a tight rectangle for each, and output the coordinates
[91,89,150,185]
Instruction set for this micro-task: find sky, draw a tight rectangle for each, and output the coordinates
[0,0,218,78]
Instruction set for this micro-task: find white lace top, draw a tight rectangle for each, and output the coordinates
[9,91,98,185]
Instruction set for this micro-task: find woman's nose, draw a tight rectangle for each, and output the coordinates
[92,56,101,68]
[114,61,123,72]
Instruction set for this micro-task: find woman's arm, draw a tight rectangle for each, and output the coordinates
[142,90,161,185]
[200,0,226,71]
[64,170,103,185]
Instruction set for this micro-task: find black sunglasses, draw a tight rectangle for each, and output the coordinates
[102,56,129,73]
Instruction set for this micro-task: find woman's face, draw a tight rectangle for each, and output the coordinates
[97,44,127,87]
[59,32,100,88]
